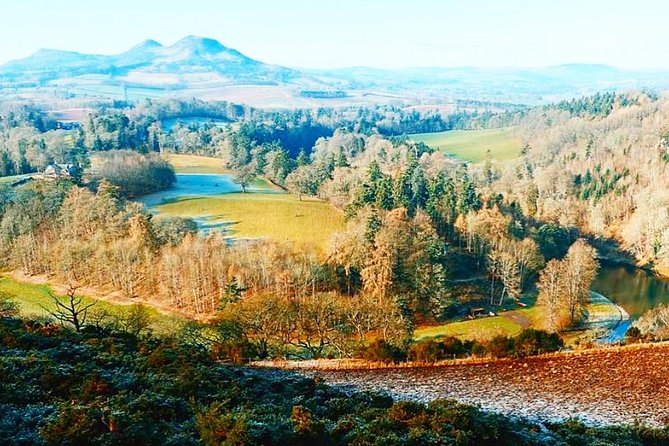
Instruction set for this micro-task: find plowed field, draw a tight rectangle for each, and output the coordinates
[308,344,669,426]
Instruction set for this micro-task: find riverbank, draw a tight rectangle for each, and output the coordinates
[577,291,630,344]
[590,235,669,281]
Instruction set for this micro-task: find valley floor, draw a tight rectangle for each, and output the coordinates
[294,342,669,426]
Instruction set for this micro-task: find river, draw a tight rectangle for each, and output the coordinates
[593,264,669,319]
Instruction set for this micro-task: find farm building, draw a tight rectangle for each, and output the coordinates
[42,163,79,179]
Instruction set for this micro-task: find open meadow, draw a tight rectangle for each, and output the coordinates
[154,192,345,250]
[164,153,228,174]
[409,127,522,162]
[163,153,273,189]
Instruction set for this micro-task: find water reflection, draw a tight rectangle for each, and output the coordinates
[592,265,669,318]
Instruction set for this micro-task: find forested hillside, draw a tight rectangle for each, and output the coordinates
[493,92,669,271]
[3,87,669,440]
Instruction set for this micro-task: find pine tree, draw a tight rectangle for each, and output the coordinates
[296,149,309,167]
[375,176,395,210]
[335,148,349,167]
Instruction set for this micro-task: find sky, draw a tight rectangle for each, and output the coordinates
[1,0,668,69]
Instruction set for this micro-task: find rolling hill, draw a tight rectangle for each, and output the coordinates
[1,36,669,107]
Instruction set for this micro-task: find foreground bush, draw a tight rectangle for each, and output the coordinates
[0,316,666,445]
[360,339,407,364]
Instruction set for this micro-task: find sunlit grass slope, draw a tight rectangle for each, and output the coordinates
[155,193,345,250]
[409,127,522,162]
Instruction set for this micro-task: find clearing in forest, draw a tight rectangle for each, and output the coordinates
[163,153,228,174]
[409,127,521,162]
[154,193,345,250]
[164,153,275,189]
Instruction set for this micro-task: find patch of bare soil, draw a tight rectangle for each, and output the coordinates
[303,343,669,426]
[502,312,531,329]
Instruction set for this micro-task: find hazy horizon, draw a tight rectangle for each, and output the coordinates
[2,0,669,70]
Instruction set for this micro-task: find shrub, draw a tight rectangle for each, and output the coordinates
[361,339,407,364]
[513,329,563,357]
[442,336,469,358]
[0,292,19,318]
[625,326,643,344]
[211,339,258,364]
[408,339,443,363]
[486,335,516,358]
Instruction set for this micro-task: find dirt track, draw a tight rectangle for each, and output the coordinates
[307,344,669,426]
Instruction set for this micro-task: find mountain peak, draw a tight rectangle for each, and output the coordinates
[130,39,164,51]
[171,35,227,53]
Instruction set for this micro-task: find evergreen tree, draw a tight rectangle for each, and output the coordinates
[335,148,349,167]
[457,167,482,215]
[392,169,412,211]
[409,162,429,214]
[375,176,395,210]
[296,149,309,166]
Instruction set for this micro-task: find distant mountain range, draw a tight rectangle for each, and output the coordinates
[1,36,668,107]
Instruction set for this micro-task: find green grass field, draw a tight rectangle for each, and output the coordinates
[164,153,274,189]
[0,276,182,335]
[155,193,345,250]
[409,127,522,163]
[0,174,32,185]
[164,153,228,174]
[415,315,524,341]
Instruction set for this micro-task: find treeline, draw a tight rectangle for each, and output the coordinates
[93,150,175,196]
[0,97,523,179]
[3,316,666,445]
[403,329,563,363]
[546,92,644,118]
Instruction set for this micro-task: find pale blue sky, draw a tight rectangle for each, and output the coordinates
[1,0,667,69]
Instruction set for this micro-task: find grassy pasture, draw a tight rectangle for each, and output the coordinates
[0,174,32,185]
[415,315,524,341]
[409,127,522,163]
[154,193,345,250]
[0,276,182,335]
[163,153,228,174]
[163,153,272,189]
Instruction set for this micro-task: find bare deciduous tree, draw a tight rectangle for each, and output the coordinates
[44,286,96,332]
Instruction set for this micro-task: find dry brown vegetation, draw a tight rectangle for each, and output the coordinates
[305,342,669,426]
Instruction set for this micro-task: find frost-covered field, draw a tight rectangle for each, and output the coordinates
[307,343,669,426]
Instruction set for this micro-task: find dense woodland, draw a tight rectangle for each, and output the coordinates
[0,97,521,177]
[4,93,667,353]
[497,92,669,269]
[0,124,603,361]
